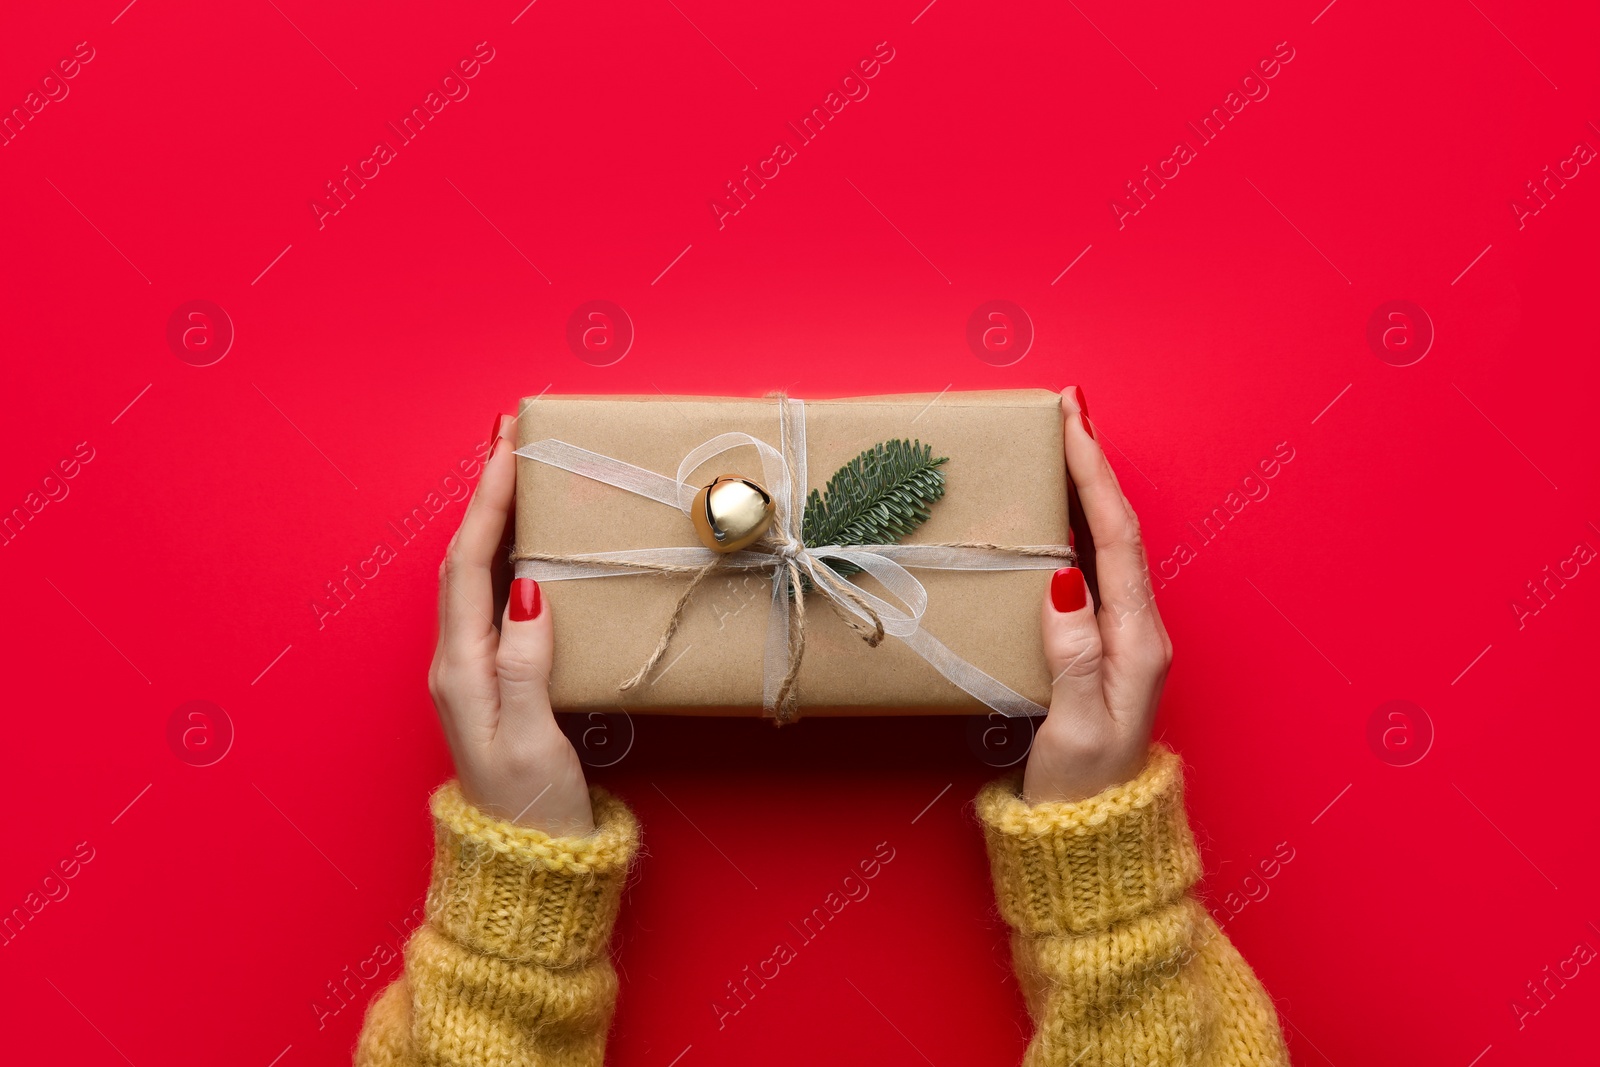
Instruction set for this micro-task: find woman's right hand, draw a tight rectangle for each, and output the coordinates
[427,413,595,836]
[1023,387,1173,804]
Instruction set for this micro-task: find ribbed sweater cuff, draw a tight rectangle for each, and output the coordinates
[425,781,639,967]
[976,744,1201,936]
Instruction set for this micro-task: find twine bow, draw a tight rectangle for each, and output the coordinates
[512,395,1074,723]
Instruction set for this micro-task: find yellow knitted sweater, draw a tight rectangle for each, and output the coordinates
[355,745,1288,1065]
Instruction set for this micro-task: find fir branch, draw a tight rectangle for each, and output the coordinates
[798,439,948,586]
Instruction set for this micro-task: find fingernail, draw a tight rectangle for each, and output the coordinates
[488,413,509,458]
[1073,386,1094,439]
[1051,567,1087,613]
[509,577,542,621]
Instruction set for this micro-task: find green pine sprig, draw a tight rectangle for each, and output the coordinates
[794,439,948,590]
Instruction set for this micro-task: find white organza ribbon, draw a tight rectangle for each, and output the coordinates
[513,398,1065,717]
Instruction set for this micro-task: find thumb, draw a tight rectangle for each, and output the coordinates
[491,577,595,836]
[496,577,556,724]
[1041,566,1102,707]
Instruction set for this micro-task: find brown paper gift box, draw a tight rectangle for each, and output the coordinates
[513,389,1068,715]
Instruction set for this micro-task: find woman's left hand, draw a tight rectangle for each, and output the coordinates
[427,414,595,836]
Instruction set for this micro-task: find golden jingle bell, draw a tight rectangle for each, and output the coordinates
[691,474,777,553]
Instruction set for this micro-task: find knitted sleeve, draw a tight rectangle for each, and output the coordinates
[976,745,1290,1067]
[354,781,640,1067]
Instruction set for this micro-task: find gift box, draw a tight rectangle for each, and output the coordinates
[512,389,1070,717]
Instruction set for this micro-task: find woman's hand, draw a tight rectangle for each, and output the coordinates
[1023,387,1173,804]
[427,414,595,836]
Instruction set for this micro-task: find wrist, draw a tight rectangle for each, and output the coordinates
[458,744,596,836]
[1022,725,1150,804]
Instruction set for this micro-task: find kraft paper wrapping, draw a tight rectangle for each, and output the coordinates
[513,389,1068,715]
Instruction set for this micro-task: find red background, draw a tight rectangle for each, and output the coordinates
[3,1,1598,1064]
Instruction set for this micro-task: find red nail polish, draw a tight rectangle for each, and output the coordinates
[1073,386,1094,439]
[510,578,542,621]
[1051,567,1087,612]
[488,414,506,458]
